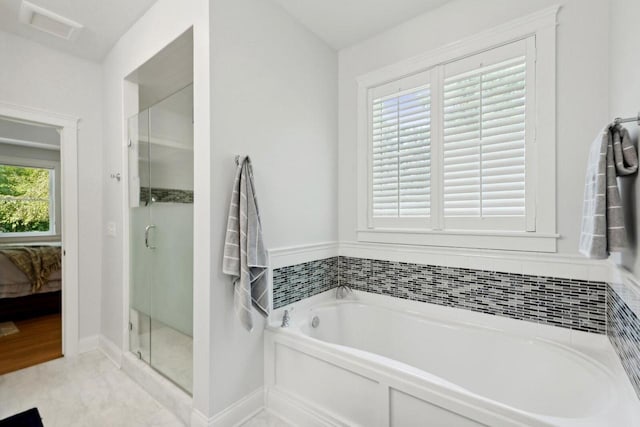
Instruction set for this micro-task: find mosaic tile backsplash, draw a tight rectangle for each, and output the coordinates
[607,285,640,398]
[272,257,338,309]
[140,187,194,204]
[339,257,606,334]
[273,256,606,333]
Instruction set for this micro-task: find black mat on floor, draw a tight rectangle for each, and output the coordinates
[0,408,44,427]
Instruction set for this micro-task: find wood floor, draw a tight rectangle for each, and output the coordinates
[0,313,62,375]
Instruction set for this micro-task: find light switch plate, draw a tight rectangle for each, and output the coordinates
[106,221,116,237]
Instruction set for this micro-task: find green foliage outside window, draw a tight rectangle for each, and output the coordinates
[0,165,51,233]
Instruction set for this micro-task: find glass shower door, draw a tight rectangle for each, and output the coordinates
[128,110,152,364]
[147,85,194,393]
[128,84,194,394]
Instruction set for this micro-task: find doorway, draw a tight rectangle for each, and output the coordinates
[0,102,79,374]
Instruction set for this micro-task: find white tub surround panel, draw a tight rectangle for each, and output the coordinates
[265,291,640,427]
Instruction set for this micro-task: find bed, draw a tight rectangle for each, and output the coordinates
[0,246,62,322]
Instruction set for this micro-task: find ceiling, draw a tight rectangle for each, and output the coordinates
[0,0,158,62]
[0,0,452,62]
[271,0,451,49]
[127,29,193,111]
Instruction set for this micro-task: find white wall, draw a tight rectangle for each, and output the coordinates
[610,0,640,278]
[209,0,337,412]
[338,0,610,263]
[0,30,103,340]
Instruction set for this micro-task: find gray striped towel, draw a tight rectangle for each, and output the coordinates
[222,156,270,331]
[579,125,638,259]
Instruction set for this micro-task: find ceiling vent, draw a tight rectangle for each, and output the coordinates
[19,1,83,41]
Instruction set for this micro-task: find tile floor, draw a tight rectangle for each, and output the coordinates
[134,323,193,394]
[0,350,291,427]
[240,410,292,427]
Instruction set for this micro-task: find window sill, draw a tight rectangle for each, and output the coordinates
[0,234,61,245]
[356,228,558,252]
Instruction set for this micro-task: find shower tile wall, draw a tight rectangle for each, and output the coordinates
[607,284,640,398]
[140,187,194,204]
[272,256,606,333]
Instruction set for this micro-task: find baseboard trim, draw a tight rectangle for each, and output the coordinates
[191,387,265,427]
[78,335,99,354]
[97,334,122,367]
[266,387,345,427]
[190,409,210,427]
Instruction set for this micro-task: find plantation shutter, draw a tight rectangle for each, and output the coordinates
[370,71,431,223]
[442,40,530,230]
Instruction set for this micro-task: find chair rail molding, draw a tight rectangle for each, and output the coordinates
[266,240,611,283]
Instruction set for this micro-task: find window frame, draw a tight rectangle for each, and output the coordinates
[355,6,558,252]
[0,155,61,242]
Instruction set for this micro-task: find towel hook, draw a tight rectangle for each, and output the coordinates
[613,112,640,126]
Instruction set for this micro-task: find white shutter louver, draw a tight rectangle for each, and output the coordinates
[371,85,431,218]
[443,56,527,219]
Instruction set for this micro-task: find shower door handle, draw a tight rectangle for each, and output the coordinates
[144,225,156,249]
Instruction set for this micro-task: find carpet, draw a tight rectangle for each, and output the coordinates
[0,408,44,427]
[0,322,19,337]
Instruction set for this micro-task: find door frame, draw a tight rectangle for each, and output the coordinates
[0,101,80,356]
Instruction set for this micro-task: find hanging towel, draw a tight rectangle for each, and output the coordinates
[222,156,270,331]
[579,125,638,259]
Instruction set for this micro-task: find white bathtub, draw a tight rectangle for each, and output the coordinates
[264,290,640,427]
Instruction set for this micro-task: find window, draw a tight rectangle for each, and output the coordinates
[441,40,532,232]
[357,12,558,252]
[370,71,432,229]
[368,40,532,232]
[0,163,56,236]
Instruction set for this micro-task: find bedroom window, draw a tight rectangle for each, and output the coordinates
[0,164,55,236]
[356,12,558,252]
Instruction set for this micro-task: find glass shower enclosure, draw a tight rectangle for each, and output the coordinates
[127,84,194,394]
